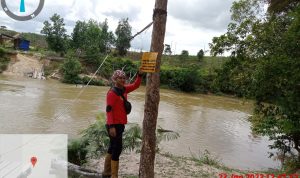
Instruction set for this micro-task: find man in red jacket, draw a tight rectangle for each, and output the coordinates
[102,69,143,178]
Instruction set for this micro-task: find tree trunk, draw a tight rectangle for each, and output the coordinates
[139,0,168,178]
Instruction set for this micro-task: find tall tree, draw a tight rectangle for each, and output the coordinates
[179,50,189,60]
[210,0,300,167]
[99,19,115,53]
[41,13,68,54]
[71,21,88,50]
[266,0,299,14]
[115,18,132,56]
[164,44,172,55]
[84,20,102,59]
[197,49,204,60]
[61,55,82,84]
[71,19,115,65]
[139,0,168,177]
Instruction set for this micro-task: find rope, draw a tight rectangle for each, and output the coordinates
[130,22,153,41]
[50,19,155,124]
[0,19,155,173]
[129,72,137,83]
[51,54,110,123]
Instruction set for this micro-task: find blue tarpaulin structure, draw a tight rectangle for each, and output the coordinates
[14,38,30,51]
[0,33,30,51]
[18,39,30,51]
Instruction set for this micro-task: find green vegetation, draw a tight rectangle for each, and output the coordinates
[0,28,47,49]
[0,47,10,73]
[191,149,221,167]
[179,50,189,60]
[164,44,172,55]
[2,2,298,172]
[101,56,139,79]
[1,13,225,94]
[60,55,82,84]
[68,113,179,166]
[197,49,204,61]
[209,0,300,172]
[41,13,68,54]
[160,66,199,92]
[71,19,114,65]
[81,76,105,86]
[43,61,60,76]
[160,55,227,93]
[115,18,132,56]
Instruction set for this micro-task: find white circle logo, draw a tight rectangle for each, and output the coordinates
[1,0,44,21]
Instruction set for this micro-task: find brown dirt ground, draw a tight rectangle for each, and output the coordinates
[85,152,242,178]
[3,53,43,76]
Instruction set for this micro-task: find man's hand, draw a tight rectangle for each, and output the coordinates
[109,127,116,137]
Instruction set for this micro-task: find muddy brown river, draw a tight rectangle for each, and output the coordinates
[0,74,280,170]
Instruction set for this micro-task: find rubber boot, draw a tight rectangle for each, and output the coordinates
[111,160,119,178]
[102,154,112,178]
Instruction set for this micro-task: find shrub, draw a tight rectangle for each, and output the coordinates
[101,57,138,79]
[160,67,199,92]
[0,47,10,73]
[60,57,82,84]
[68,138,89,165]
[0,47,5,57]
[81,76,105,86]
[68,113,179,164]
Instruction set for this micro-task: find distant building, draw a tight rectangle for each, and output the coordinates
[0,33,30,51]
[14,38,30,51]
[0,33,14,45]
[13,33,30,51]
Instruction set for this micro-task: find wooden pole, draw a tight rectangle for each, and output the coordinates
[139,0,168,178]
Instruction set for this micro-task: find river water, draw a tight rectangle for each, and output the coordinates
[0,74,280,170]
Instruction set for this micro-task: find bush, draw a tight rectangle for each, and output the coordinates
[196,74,215,93]
[160,66,199,92]
[191,149,221,167]
[60,56,82,84]
[0,47,10,73]
[179,50,189,60]
[197,49,204,60]
[81,76,105,86]
[0,47,5,57]
[68,113,179,165]
[101,57,138,79]
[43,61,60,76]
[211,56,254,97]
[68,138,89,165]
[0,57,10,73]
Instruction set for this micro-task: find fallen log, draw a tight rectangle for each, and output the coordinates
[50,159,102,178]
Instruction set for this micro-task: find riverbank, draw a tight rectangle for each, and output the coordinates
[84,152,248,178]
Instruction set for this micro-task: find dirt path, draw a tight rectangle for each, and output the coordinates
[86,152,242,178]
[3,53,43,76]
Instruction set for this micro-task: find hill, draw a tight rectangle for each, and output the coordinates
[0,28,47,49]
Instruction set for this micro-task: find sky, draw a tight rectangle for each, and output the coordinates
[0,0,235,55]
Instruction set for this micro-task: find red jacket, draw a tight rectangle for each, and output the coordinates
[106,75,142,125]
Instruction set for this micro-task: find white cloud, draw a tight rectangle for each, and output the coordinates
[0,0,234,55]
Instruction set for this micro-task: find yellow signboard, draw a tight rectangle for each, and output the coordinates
[140,52,158,73]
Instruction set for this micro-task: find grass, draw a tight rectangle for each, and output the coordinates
[127,51,228,76]
[0,47,11,73]
[161,55,228,76]
[44,60,61,76]
[159,151,248,177]
[122,176,138,178]
[190,149,221,167]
